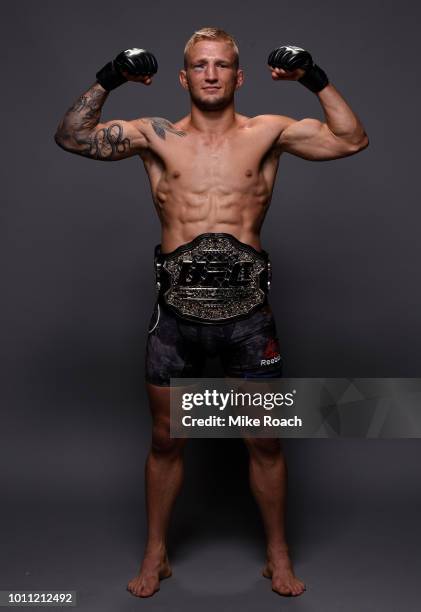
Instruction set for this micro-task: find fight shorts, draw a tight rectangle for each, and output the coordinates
[145,233,283,386]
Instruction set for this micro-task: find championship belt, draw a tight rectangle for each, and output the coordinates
[154,233,271,324]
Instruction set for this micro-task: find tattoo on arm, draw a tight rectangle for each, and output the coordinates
[76,123,131,160]
[56,87,184,161]
[56,84,134,160]
[58,83,108,137]
[147,117,187,140]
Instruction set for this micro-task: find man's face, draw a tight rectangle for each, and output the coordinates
[179,40,244,111]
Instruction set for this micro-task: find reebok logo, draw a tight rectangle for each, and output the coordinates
[261,339,281,366]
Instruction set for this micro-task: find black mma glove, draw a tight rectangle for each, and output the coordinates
[96,48,158,91]
[267,45,328,93]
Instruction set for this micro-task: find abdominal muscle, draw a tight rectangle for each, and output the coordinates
[148,165,277,253]
[159,193,269,253]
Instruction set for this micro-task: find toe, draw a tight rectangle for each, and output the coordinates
[139,586,149,597]
[292,581,305,596]
[276,582,292,596]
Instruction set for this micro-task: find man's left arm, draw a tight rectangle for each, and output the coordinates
[267,45,369,161]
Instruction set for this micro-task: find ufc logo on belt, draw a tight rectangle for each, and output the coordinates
[178,259,253,287]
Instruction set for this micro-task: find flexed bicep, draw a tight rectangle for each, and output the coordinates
[55,47,158,161]
[71,118,149,161]
[279,118,362,161]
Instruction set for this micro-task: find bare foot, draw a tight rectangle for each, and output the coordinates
[127,547,172,598]
[262,548,306,597]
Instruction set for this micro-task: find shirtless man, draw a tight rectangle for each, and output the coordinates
[55,28,368,598]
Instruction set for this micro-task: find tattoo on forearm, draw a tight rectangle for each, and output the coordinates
[58,83,108,138]
[77,123,130,160]
[147,117,187,140]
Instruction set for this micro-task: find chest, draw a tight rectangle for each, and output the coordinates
[148,128,273,176]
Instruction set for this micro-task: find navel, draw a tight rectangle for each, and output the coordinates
[245,169,253,177]
[172,171,181,179]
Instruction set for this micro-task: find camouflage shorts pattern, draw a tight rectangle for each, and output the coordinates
[145,301,283,386]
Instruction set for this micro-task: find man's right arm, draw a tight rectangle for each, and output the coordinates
[54,47,158,161]
[54,82,149,161]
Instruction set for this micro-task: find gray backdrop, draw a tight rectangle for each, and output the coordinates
[1,1,421,610]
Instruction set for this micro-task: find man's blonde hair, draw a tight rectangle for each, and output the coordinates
[183,27,240,69]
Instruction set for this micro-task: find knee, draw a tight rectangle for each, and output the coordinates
[244,437,282,463]
[151,422,185,457]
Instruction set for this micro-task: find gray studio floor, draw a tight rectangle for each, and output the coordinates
[1,499,418,612]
